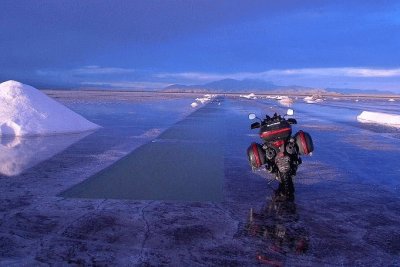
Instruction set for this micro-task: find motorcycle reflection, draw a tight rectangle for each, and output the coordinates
[246,190,309,265]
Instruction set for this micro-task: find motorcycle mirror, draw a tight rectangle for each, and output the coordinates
[248,113,256,120]
[286,109,294,116]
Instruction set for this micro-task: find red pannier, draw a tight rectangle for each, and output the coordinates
[247,142,266,168]
[259,120,292,142]
[294,130,314,155]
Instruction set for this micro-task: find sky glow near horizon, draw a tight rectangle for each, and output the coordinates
[1,0,400,92]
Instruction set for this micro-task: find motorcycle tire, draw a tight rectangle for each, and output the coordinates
[279,172,295,201]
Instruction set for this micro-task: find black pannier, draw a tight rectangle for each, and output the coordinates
[294,130,314,155]
[247,142,266,168]
[259,120,292,142]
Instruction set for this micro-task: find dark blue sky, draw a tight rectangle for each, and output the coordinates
[1,0,400,91]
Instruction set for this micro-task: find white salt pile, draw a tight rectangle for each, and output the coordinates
[388,98,395,102]
[0,80,100,136]
[304,95,323,104]
[195,97,209,104]
[239,93,257,99]
[357,111,400,128]
[278,96,293,107]
[303,96,313,101]
[191,94,217,107]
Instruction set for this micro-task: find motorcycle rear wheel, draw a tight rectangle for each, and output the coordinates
[278,172,295,201]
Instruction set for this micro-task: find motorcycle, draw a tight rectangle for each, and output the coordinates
[247,109,313,201]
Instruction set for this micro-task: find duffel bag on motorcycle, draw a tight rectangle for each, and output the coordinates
[247,142,266,168]
[259,120,292,142]
[294,130,314,155]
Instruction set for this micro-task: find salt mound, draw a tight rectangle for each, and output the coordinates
[0,80,100,136]
[278,96,293,107]
[195,94,216,104]
[191,94,216,107]
[239,93,257,99]
[357,111,400,128]
[304,95,323,104]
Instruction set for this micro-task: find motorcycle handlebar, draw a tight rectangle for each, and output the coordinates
[250,113,297,128]
[251,122,261,129]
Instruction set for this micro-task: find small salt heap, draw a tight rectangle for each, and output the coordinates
[191,94,217,108]
[278,96,294,107]
[357,111,400,128]
[239,93,257,99]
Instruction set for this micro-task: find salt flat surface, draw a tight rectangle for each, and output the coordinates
[0,93,399,266]
[0,90,195,177]
[60,101,225,201]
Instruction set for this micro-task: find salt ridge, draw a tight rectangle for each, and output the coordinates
[357,111,400,128]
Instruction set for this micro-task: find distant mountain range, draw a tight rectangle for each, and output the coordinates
[325,87,395,95]
[164,78,397,95]
[164,79,296,92]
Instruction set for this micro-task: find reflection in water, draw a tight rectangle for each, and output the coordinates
[0,132,93,176]
[247,191,309,265]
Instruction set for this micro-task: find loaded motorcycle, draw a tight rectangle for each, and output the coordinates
[247,109,313,201]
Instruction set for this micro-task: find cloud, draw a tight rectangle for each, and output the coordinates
[72,66,136,75]
[155,72,233,82]
[268,68,400,77]
[35,66,161,88]
[80,81,170,89]
[37,66,136,76]
[341,68,400,77]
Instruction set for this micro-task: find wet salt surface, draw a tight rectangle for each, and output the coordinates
[0,93,195,178]
[0,92,400,266]
[59,102,226,201]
